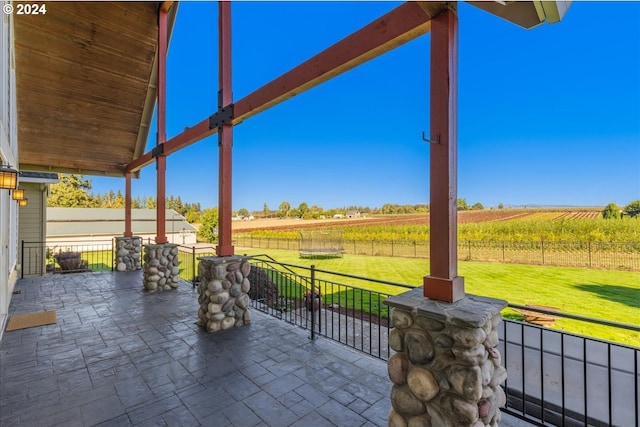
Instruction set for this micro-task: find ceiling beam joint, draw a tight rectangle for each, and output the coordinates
[208,104,234,131]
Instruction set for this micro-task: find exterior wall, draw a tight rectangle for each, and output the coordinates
[0,11,19,334]
[18,182,46,276]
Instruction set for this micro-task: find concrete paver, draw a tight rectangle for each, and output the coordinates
[1,271,531,426]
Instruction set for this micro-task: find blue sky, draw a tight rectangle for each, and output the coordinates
[90,1,640,211]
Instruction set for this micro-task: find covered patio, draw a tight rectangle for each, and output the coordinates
[0,271,530,427]
[1,1,596,426]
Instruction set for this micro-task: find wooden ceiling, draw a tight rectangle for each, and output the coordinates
[14,2,172,177]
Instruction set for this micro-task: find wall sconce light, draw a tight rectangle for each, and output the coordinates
[12,188,25,201]
[18,198,28,207]
[0,164,19,190]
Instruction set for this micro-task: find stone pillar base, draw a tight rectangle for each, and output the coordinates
[143,243,180,291]
[115,236,142,271]
[385,288,507,427]
[197,256,251,333]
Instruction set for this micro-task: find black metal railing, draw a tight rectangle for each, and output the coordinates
[247,254,414,360]
[500,304,640,427]
[21,240,115,277]
[240,255,640,427]
[233,236,640,271]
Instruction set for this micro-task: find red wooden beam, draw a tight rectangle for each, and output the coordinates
[233,2,442,123]
[125,2,445,174]
[126,119,217,174]
[124,172,132,237]
[216,1,234,256]
[423,7,464,303]
[155,8,168,244]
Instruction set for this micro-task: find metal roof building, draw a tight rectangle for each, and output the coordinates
[46,208,197,244]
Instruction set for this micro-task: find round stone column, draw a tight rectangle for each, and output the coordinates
[114,236,142,271]
[143,243,180,291]
[385,289,507,427]
[196,256,251,333]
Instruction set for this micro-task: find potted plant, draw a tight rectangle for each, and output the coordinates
[304,286,322,312]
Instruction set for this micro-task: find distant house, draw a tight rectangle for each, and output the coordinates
[346,210,361,219]
[46,208,198,246]
[332,214,344,219]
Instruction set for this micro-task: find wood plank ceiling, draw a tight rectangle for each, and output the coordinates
[14,2,168,177]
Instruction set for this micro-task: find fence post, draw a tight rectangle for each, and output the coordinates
[413,241,417,258]
[502,241,505,263]
[391,240,394,257]
[588,241,592,268]
[371,240,374,256]
[310,265,316,340]
[353,240,356,255]
[468,240,472,260]
[541,237,545,265]
[111,238,115,271]
[192,246,197,287]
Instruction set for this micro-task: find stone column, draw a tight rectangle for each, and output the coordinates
[115,236,142,271]
[143,243,180,291]
[196,256,251,333]
[385,288,507,427]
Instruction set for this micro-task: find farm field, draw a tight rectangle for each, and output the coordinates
[236,248,640,347]
[234,209,638,243]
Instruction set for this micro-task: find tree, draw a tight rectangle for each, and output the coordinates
[457,198,469,211]
[47,174,98,207]
[197,207,219,243]
[623,200,640,218]
[602,203,621,219]
[145,196,156,209]
[278,201,290,218]
[237,208,250,217]
[298,202,309,218]
[471,202,484,210]
[185,208,201,224]
[263,203,270,218]
[498,203,504,209]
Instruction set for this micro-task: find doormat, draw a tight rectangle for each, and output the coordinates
[6,311,56,331]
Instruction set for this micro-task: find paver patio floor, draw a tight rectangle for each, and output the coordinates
[1,271,530,426]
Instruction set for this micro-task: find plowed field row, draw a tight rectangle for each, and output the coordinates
[234,210,601,233]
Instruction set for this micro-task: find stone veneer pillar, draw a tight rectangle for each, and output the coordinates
[385,288,507,427]
[115,237,142,271]
[196,256,251,333]
[143,243,180,291]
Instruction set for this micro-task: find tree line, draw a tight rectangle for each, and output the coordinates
[602,201,640,219]
[257,199,486,220]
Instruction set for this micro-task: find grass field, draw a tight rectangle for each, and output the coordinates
[238,248,640,347]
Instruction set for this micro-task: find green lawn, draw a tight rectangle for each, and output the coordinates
[239,248,640,347]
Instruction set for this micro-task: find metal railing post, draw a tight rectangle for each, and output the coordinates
[310,264,316,340]
[20,240,24,279]
[192,246,197,288]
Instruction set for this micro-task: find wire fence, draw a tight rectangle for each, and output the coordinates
[233,236,640,271]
